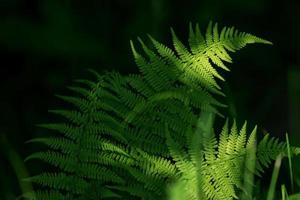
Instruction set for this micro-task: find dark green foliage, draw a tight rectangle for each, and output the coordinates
[24,22,299,200]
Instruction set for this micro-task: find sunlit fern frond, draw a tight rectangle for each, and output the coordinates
[166,115,300,200]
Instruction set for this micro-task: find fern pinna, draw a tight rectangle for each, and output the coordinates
[24,22,300,200]
[166,113,300,200]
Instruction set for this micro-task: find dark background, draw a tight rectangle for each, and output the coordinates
[1,0,300,199]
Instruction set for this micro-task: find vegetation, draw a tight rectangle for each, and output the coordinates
[19,22,300,199]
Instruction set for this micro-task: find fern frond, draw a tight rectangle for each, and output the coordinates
[48,110,87,125]
[26,137,76,154]
[165,117,300,200]
[24,173,89,194]
[22,190,74,200]
[108,184,160,199]
[174,21,272,95]
[36,123,79,140]
[256,133,300,174]
[55,95,90,112]
[25,22,276,200]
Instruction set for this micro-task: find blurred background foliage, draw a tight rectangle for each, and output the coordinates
[0,0,300,199]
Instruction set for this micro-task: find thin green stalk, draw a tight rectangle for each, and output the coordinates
[286,133,294,192]
[0,134,34,197]
[281,184,289,200]
[267,154,282,200]
[241,127,257,200]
